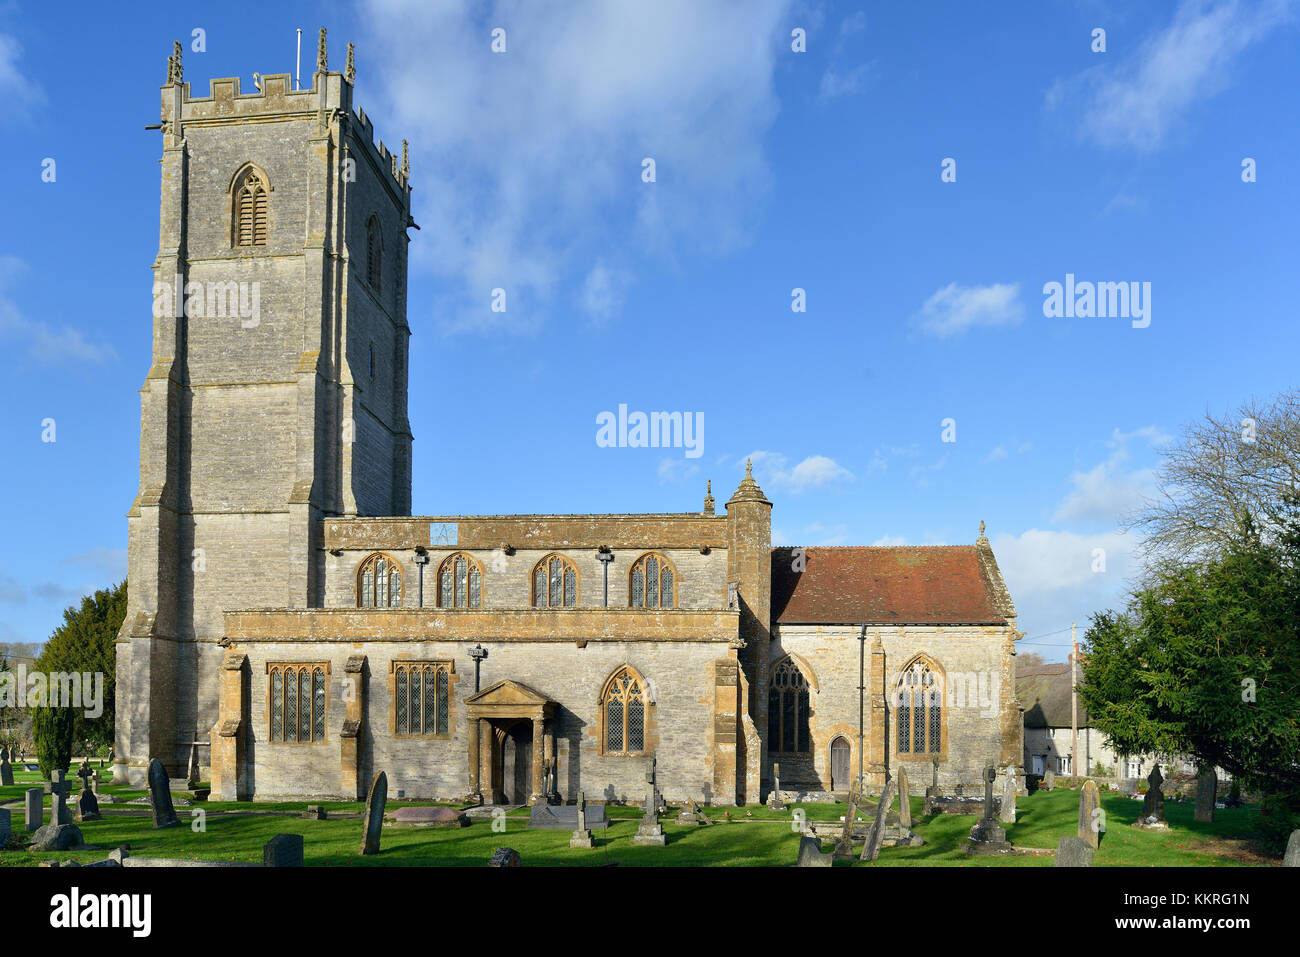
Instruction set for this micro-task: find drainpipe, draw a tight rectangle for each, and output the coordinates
[857,624,867,788]
[413,547,429,607]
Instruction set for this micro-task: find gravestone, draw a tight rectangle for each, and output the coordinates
[796,835,833,867]
[1139,765,1165,826]
[1194,768,1217,823]
[1077,780,1101,848]
[1120,778,1138,796]
[570,790,594,848]
[1055,835,1095,867]
[966,766,1011,854]
[488,846,521,867]
[147,759,180,828]
[767,762,786,811]
[860,776,896,862]
[50,771,74,826]
[632,754,665,845]
[186,743,201,789]
[897,766,912,829]
[676,798,710,826]
[0,807,10,845]
[25,788,43,831]
[263,834,304,867]
[1284,830,1300,867]
[999,767,1018,824]
[387,806,470,827]
[29,822,84,851]
[360,771,387,855]
[0,747,13,786]
[528,801,610,830]
[301,805,327,820]
[834,780,863,856]
[1043,769,1055,791]
[76,761,100,822]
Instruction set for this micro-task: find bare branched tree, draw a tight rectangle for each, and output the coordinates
[1126,389,1300,562]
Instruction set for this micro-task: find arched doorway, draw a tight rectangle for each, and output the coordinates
[501,721,533,806]
[830,737,851,791]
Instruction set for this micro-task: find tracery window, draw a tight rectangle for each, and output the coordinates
[601,667,646,755]
[358,553,403,608]
[233,166,268,247]
[896,658,944,756]
[768,657,811,754]
[532,554,577,608]
[269,664,327,743]
[366,216,382,290]
[393,661,452,736]
[437,553,483,608]
[629,552,675,609]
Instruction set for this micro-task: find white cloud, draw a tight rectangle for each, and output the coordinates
[1052,427,1169,525]
[0,257,117,365]
[743,451,853,493]
[982,445,1009,464]
[63,547,128,583]
[1056,0,1295,152]
[579,261,632,322]
[818,63,872,100]
[359,0,791,333]
[914,282,1024,338]
[657,457,700,485]
[0,32,44,115]
[872,534,906,546]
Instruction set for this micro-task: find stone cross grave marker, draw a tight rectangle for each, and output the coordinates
[25,787,43,831]
[76,761,100,822]
[1077,779,1101,848]
[897,765,911,829]
[360,771,388,855]
[570,789,594,848]
[860,774,896,862]
[1194,768,1217,823]
[50,770,74,826]
[834,780,862,856]
[768,761,786,810]
[633,754,665,845]
[0,747,13,786]
[147,758,180,828]
[981,765,996,822]
[1141,765,1165,823]
[999,767,1017,824]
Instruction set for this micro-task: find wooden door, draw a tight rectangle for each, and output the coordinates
[830,737,850,791]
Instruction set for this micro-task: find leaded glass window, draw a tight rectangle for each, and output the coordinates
[896,660,943,756]
[602,667,646,755]
[533,555,578,608]
[268,664,327,743]
[437,553,483,608]
[629,553,676,608]
[358,553,403,608]
[393,662,452,735]
[769,657,812,755]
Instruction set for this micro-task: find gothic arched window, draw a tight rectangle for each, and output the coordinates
[268,663,327,743]
[357,553,403,608]
[601,667,647,755]
[393,661,452,736]
[232,166,269,247]
[366,215,382,290]
[896,658,944,757]
[532,554,577,608]
[629,552,676,609]
[437,553,483,609]
[768,657,812,754]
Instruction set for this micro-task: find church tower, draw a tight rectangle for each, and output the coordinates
[114,35,414,784]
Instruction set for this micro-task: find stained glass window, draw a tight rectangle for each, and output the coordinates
[629,553,675,608]
[896,660,943,756]
[770,658,812,755]
[603,668,646,755]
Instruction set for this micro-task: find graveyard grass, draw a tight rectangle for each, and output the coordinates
[0,769,1277,866]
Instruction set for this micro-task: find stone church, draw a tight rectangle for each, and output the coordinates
[114,37,1024,806]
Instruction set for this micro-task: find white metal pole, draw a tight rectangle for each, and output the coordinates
[296,29,302,90]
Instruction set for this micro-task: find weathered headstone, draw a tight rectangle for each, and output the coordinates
[263,834,304,867]
[1043,768,1055,791]
[76,761,100,822]
[897,765,912,829]
[29,823,84,852]
[0,747,13,786]
[633,754,665,845]
[147,759,180,828]
[966,766,1011,853]
[50,770,74,826]
[998,764,1019,826]
[1194,768,1217,823]
[570,790,594,848]
[860,776,896,862]
[25,787,42,831]
[1140,765,1165,825]
[301,805,327,820]
[1284,830,1300,867]
[1077,779,1101,848]
[796,835,833,867]
[186,743,201,789]
[1055,835,1095,867]
[360,770,388,855]
[767,761,786,811]
[0,807,11,845]
[834,780,863,856]
[488,846,521,867]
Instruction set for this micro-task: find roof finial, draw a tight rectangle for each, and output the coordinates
[703,480,715,515]
[317,27,328,72]
[745,458,753,476]
[167,40,183,85]
[345,42,355,83]
[979,519,987,540]
[401,139,410,179]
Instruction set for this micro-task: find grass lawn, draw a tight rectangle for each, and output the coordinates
[0,776,1277,867]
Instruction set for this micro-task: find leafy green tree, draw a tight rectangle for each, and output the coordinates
[32,581,126,774]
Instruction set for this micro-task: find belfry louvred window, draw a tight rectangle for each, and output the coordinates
[234,168,268,246]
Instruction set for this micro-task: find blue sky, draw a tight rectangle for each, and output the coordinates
[1,0,1297,661]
